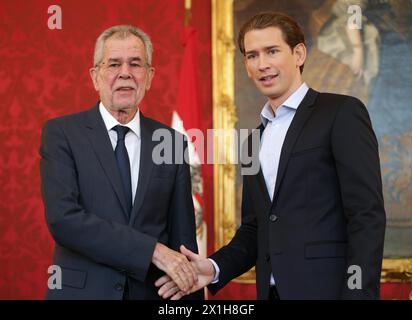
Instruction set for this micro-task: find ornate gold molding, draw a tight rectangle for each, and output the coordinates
[212,0,411,285]
[382,259,412,283]
[212,0,255,283]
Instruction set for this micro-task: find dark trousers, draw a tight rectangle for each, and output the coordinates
[269,286,280,300]
[123,278,130,300]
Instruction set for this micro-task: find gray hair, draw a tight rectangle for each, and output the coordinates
[93,25,153,67]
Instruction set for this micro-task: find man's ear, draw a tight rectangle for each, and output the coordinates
[145,66,155,90]
[294,43,306,69]
[89,67,99,91]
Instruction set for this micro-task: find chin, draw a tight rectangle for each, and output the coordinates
[260,89,279,98]
[113,101,136,110]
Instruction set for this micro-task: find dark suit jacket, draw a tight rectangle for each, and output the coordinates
[40,104,202,300]
[209,89,386,300]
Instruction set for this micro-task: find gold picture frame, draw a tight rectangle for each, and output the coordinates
[212,0,412,284]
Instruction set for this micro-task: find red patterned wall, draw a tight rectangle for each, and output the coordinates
[0,0,409,300]
[0,0,214,299]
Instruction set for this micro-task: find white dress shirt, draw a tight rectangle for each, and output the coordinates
[210,83,309,286]
[99,102,141,203]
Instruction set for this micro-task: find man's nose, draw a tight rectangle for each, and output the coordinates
[258,55,270,71]
[119,62,131,78]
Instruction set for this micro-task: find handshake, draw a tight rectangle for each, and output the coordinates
[152,244,215,300]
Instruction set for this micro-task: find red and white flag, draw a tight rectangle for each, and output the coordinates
[171,26,207,257]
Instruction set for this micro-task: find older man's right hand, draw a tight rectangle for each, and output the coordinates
[155,245,215,300]
[151,243,198,293]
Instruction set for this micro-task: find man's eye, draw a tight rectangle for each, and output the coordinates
[246,54,256,60]
[130,63,141,68]
[109,64,120,68]
[268,49,278,55]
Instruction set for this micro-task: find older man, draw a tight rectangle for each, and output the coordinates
[40,25,201,300]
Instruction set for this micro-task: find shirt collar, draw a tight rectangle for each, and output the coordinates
[260,82,309,127]
[99,102,140,138]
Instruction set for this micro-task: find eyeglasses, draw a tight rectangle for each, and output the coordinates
[97,59,150,75]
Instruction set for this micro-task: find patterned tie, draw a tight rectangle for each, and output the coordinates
[113,125,132,215]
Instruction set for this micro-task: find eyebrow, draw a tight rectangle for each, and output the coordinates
[107,57,144,63]
[245,45,281,55]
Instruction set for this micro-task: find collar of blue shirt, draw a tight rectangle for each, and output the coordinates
[260,82,309,127]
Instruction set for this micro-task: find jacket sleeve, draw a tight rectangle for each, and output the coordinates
[208,175,258,295]
[331,97,386,299]
[166,139,204,300]
[40,119,157,282]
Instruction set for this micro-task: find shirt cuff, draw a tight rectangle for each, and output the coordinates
[208,258,220,284]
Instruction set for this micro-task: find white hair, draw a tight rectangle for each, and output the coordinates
[93,25,153,67]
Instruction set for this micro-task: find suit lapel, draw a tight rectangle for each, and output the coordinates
[271,89,318,206]
[254,124,272,209]
[129,113,155,225]
[84,105,130,219]
[241,124,272,212]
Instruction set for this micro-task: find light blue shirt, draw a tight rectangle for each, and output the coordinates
[259,83,309,201]
[210,83,309,286]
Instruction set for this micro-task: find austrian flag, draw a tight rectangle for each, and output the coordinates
[171,26,207,257]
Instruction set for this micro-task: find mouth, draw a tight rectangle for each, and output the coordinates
[115,86,136,92]
[259,74,278,85]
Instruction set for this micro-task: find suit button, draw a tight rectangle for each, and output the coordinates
[114,283,124,291]
[265,254,270,261]
[269,214,278,222]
